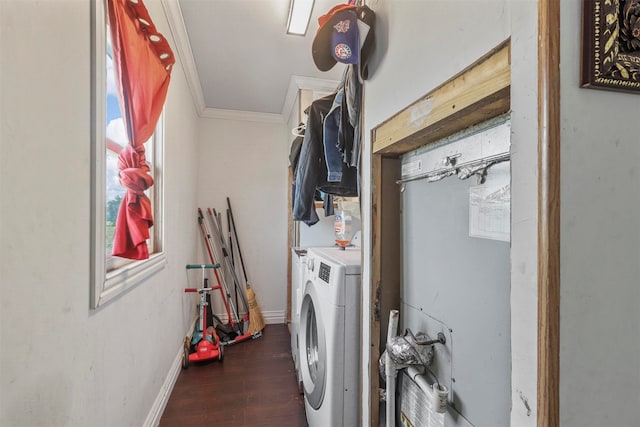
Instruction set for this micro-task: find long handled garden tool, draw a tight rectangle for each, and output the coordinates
[205,207,261,343]
[207,209,255,328]
[196,210,235,329]
[227,209,239,313]
[226,197,266,334]
[197,208,245,339]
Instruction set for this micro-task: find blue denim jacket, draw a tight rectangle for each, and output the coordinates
[293,93,358,225]
[324,65,362,181]
[323,89,345,182]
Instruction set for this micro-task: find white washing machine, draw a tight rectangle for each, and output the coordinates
[299,246,362,427]
[290,247,308,392]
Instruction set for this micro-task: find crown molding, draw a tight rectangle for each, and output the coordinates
[160,0,206,115]
[200,108,285,124]
[281,75,340,124]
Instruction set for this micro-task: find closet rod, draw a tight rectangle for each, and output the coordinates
[396,152,510,185]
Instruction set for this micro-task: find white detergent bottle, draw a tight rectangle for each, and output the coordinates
[334,200,354,250]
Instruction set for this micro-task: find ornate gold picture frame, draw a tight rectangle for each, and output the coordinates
[581,0,640,93]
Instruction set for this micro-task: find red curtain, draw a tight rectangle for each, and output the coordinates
[108,0,175,259]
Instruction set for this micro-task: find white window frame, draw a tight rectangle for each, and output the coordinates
[90,0,166,309]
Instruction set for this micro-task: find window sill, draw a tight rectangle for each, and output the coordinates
[93,252,166,309]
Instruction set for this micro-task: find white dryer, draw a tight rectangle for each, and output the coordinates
[299,246,362,427]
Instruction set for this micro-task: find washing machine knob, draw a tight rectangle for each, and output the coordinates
[308,258,315,272]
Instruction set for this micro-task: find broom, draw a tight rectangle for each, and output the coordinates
[227,197,265,334]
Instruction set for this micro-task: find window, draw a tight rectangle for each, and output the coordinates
[91,0,165,309]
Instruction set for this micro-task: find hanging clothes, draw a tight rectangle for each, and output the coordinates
[293,93,358,225]
[289,131,305,174]
[289,129,324,223]
[323,88,346,182]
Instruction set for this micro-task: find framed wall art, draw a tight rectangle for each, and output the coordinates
[581,0,640,93]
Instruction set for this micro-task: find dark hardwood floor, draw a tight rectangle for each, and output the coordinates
[160,324,308,427]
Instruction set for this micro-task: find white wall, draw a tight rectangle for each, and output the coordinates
[360,1,539,425]
[0,1,201,425]
[508,1,540,425]
[196,118,290,323]
[560,1,640,426]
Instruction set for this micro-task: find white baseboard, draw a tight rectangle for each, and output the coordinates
[143,320,196,427]
[214,309,285,325]
[262,310,285,324]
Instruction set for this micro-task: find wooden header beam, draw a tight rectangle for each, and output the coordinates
[372,40,511,157]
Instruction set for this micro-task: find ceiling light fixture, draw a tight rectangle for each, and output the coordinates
[286,0,315,36]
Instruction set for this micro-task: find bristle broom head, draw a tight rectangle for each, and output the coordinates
[247,288,265,333]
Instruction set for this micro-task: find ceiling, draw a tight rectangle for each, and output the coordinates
[165,0,346,123]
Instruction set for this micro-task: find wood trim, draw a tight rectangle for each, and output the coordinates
[537,0,561,426]
[369,154,382,426]
[286,167,293,326]
[369,155,402,426]
[372,40,511,156]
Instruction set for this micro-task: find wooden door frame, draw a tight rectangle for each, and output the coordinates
[537,0,560,425]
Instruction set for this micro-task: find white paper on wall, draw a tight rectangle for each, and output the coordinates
[468,164,510,242]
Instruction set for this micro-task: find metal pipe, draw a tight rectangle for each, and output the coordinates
[396,152,510,185]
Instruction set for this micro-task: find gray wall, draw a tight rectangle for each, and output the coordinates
[402,160,511,427]
[0,1,202,425]
[196,117,290,322]
[560,1,640,426]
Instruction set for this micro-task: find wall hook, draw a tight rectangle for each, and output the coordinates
[415,332,446,346]
[442,153,461,167]
[406,328,446,346]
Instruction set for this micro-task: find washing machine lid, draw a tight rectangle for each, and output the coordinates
[307,246,361,275]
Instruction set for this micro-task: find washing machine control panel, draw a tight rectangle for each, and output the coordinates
[319,262,331,283]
